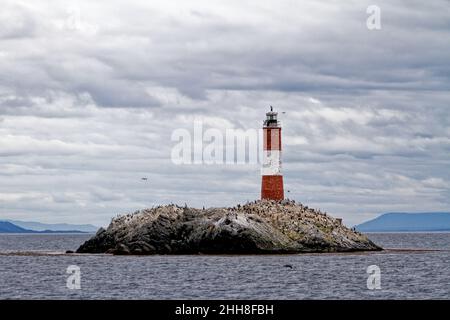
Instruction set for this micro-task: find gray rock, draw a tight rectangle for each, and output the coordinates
[76,200,381,254]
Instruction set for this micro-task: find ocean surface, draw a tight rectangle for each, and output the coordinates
[0,233,449,299]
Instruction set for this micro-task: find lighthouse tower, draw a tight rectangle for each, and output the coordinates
[261,107,284,201]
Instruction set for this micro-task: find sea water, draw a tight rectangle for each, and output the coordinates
[0,233,448,299]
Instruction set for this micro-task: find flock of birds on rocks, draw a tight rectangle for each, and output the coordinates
[107,199,364,240]
[76,197,380,255]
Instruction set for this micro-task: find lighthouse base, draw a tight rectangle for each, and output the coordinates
[261,175,284,201]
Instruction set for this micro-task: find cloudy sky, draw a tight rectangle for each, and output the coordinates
[1,0,449,227]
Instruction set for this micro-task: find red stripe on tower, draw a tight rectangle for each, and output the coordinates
[261,107,284,201]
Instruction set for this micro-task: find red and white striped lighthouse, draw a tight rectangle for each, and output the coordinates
[261,106,284,201]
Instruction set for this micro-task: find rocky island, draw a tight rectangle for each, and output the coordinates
[76,200,381,254]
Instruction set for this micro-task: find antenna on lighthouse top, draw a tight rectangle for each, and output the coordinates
[264,106,279,127]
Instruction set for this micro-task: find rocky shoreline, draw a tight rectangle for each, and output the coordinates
[76,200,382,255]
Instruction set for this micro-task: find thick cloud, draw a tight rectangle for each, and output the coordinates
[0,0,449,226]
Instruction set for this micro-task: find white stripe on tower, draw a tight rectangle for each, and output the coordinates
[261,150,281,175]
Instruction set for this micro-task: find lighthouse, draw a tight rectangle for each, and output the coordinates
[261,106,284,201]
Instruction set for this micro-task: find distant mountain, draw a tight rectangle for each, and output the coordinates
[0,221,94,234]
[5,220,98,232]
[356,212,450,232]
[0,221,34,233]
